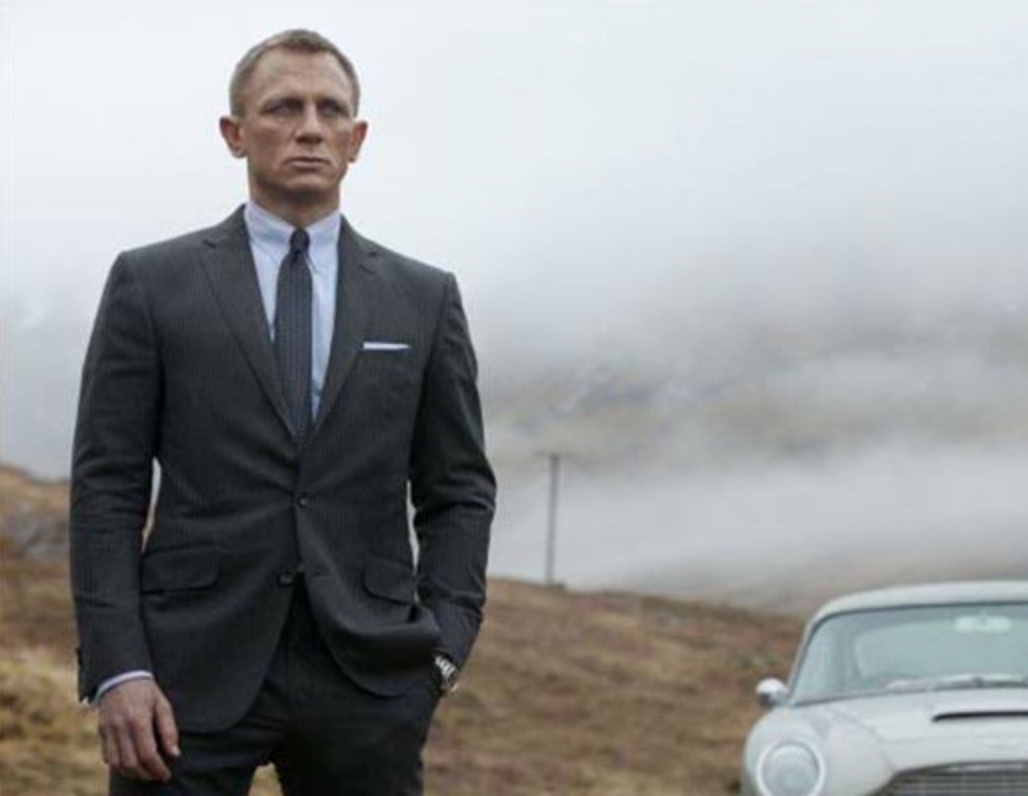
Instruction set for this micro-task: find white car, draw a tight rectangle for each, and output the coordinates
[740,580,1028,795]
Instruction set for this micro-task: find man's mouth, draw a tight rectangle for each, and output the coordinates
[289,156,329,167]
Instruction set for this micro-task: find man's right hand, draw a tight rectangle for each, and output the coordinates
[98,678,181,781]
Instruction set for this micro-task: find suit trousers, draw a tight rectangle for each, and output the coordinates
[109,579,442,796]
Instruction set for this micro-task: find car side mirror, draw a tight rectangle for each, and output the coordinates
[756,677,788,709]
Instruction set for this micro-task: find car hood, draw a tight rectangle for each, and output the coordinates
[821,690,1028,764]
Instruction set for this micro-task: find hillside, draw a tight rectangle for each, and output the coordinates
[0,464,70,558]
[0,466,801,795]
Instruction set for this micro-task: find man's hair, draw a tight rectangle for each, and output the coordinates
[229,29,361,116]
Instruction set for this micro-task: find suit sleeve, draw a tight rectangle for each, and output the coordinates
[409,272,496,667]
[69,253,161,702]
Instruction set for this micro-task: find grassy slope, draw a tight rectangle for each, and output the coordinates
[1,557,799,795]
[0,466,801,794]
[424,581,799,796]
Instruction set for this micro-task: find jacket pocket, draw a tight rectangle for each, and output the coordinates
[362,555,417,604]
[140,545,220,593]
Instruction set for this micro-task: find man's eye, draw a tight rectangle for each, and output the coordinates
[320,103,348,119]
[266,103,298,116]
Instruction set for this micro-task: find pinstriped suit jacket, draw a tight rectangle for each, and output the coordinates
[69,206,496,732]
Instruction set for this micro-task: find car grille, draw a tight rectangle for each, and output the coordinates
[886,763,1028,795]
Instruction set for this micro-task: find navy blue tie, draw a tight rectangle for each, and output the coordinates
[274,228,312,444]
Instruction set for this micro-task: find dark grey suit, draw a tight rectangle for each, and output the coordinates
[70,207,495,735]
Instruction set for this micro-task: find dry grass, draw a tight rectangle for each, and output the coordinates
[0,651,101,795]
[0,566,798,795]
[423,582,797,795]
[0,466,801,795]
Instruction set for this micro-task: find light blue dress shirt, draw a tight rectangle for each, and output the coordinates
[244,200,341,419]
[92,202,342,704]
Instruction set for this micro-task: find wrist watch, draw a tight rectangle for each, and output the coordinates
[433,654,460,696]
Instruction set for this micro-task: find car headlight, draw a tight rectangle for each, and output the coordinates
[756,740,826,796]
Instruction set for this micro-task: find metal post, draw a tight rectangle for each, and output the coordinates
[545,452,560,586]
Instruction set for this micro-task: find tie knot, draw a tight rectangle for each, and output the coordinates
[289,228,310,256]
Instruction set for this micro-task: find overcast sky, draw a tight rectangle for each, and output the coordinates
[5,1,1028,325]
[3,1,1027,595]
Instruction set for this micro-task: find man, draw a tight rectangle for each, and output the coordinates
[69,29,495,795]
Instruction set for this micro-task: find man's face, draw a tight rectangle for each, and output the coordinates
[220,49,367,213]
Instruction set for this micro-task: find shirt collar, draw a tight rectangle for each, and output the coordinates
[243,200,341,273]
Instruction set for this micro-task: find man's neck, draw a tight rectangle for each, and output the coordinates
[249,191,341,229]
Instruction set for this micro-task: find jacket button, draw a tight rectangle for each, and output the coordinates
[296,493,310,508]
[278,570,297,586]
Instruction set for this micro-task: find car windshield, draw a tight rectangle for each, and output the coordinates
[790,601,1028,704]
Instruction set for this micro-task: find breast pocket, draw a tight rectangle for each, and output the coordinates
[352,348,420,406]
[357,346,415,372]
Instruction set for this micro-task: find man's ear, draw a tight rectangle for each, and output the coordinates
[348,120,369,163]
[219,115,246,159]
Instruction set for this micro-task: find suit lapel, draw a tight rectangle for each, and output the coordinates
[200,207,294,437]
[310,217,375,439]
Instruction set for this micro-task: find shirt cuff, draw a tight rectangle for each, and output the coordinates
[90,670,155,706]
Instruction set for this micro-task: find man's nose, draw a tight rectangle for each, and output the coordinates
[295,104,324,141]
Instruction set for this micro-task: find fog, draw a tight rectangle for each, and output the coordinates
[3,1,1027,603]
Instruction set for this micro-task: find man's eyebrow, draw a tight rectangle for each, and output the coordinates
[258,93,352,108]
[258,93,301,108]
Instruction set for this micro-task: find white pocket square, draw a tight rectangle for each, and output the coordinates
[362,341,410,351]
